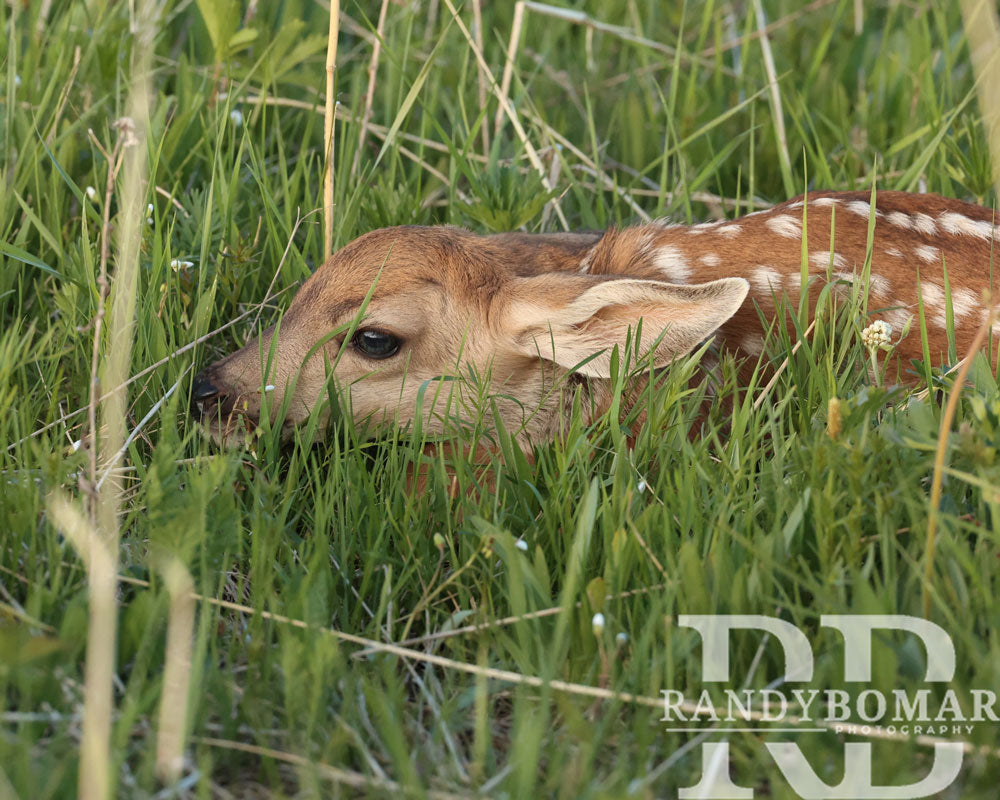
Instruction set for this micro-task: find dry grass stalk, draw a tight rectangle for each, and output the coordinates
[84,125,127,525]
[471,0,490,157]
[494,0,525,139]
[323,0,340,258]
[751,0,792,191]
[352,0,389,179]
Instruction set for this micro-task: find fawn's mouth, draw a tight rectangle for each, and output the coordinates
[189,373,259,445]
[193,392,309,447]
[194,404,258,447]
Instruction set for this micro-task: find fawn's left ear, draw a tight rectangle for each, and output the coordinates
[500,274,749,378]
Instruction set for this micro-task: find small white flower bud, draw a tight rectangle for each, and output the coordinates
[615,631,629,646]
[85,186,97,201]
[861,319,892,351]
[591,613,605,637]
[514,538,528,551]
[230,109,244,127]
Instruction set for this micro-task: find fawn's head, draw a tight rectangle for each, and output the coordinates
[191,225,749,445]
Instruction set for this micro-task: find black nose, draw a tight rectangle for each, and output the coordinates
[191,374,219,415]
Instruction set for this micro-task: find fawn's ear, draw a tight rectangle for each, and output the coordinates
[500,274,749,377]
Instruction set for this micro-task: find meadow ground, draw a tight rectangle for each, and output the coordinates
[2,0,1000,797]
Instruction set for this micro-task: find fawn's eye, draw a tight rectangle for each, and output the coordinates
[352,329,401,359]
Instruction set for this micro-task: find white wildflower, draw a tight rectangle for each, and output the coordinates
[230,109,244,127]
[615,632,629,646]
[14,75,21,87]
[591,613,605,637]
[147,203,154,214]
[263,384,276,392]
[636,480,647,494]
[169,259,194,271]
[514,538,528,552]
[85,186,97,202]
[861,320,892,351]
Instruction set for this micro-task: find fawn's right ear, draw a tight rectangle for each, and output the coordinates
[498,273,749,378]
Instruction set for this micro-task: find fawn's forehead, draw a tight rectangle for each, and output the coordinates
[293,226,509,310]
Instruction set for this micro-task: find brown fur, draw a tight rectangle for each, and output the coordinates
[192,191,999,450]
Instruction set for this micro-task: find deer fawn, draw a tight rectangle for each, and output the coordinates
[192,191,998,450]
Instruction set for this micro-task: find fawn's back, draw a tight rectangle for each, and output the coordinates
[586,190,998,369]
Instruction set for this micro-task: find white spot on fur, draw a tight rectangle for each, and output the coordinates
[886,211,913,230]
[921,283,947,328]
[884,247,903,258]
[786,201,804,210]
[750,265,783,295]
[914,244,940,263]
[742,334,766,356]
[870,274,891,297]
[938,211,997,240]
[921,282,944,307]
[766,215,802,239]
[717,224,742,238]
[950,288,980,322]
[809,250,847,270]
[699,253,721,267]
[845,200,881,219]
[654,245,692,284]
[812,197,839,207]
[883,308,914,335]
[830,271,855,294]
[686,222,719,236]
[785,272,802,292]
[913,213,938,236]
[830,270,891,298]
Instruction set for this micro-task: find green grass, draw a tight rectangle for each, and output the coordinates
[3,0,1000,797]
